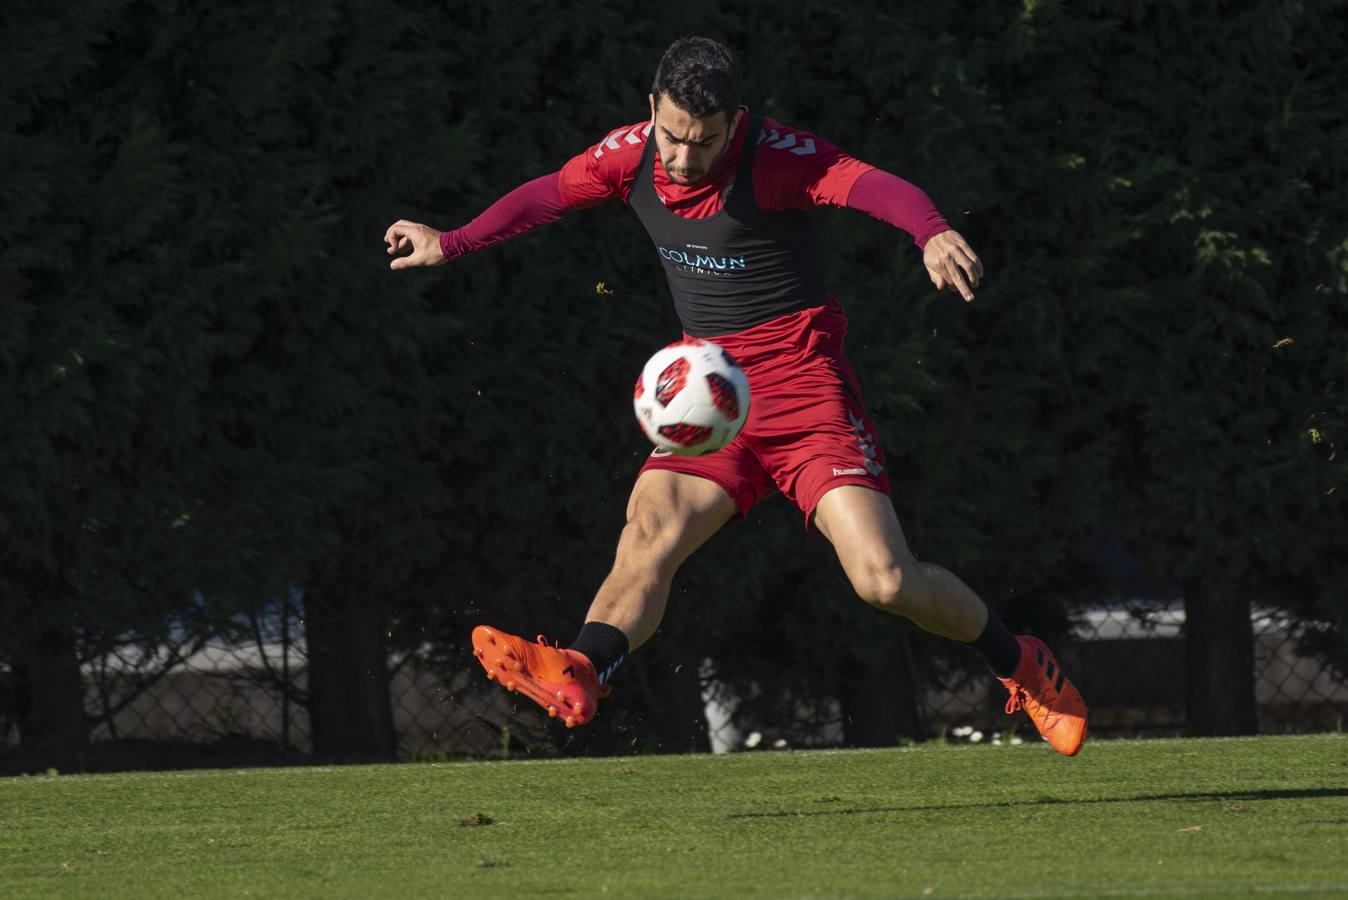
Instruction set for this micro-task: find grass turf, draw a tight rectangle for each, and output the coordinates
[3,734,1346,898]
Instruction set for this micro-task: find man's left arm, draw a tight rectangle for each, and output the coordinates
[759,124,983,301]
[846,169,983,302]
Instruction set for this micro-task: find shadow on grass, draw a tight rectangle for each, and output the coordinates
[727,787,1348,819]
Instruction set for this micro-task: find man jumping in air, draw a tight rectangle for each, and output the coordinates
[385,37,1088,755]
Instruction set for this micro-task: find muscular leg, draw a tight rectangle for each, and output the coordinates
[470,469,732,727]
[813,484,988,641]
[813,484,1087,755]
[584,469,737,651]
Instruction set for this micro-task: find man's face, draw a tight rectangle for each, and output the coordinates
[648,93,742,186]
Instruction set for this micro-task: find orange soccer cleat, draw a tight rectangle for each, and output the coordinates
[999,636,1089,756]
[471,625,611,728]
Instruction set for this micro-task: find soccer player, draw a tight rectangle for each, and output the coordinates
[385,37,1088,755]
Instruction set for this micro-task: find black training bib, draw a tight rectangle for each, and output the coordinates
[628,115,828,337]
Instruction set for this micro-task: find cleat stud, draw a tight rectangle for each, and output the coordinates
[547,705,558,718]
[572,702,584,715]
[556,691,567,703]
[564,716,576,728]
[505,681,516,692]
[474,648,484,658]
[485,669,495,681]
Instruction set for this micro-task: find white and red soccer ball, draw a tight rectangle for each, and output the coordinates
[633,339,750,456]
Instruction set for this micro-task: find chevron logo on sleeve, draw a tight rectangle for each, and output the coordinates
[594,123,653,159]
[757,127,816,155]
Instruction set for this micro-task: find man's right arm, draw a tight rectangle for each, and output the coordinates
[385,121,645,270]
[384,172,569,270]
[437,172,570,261]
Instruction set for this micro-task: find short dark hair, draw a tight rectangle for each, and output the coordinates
[651,37,741,119]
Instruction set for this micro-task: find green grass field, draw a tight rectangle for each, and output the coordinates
[3,734,1347,898]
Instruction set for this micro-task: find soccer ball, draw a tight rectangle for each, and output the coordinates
[633,339,750,456]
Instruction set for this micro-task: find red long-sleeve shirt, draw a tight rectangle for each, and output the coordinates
[439,112,948,261]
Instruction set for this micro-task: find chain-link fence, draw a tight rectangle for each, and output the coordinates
[918,606,1348,743]
[5,601,1345,770]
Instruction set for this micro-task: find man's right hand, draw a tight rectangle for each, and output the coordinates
[384,220,447,270]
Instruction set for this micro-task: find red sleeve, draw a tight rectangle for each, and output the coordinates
[437,120,654,261]
[751,118,949,248]
[750,118,875,212]
[438,173,569,261]
[557,121,652,208]
[844,169,950,249]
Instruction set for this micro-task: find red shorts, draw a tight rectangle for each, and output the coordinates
[639,299,891,532]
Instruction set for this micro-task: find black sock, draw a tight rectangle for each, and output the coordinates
[966,613,1022,678]
[568,621,629,685]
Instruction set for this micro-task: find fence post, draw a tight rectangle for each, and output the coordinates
[281,596,291,751]
[1184,581,1257,735]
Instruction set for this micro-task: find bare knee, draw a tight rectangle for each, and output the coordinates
[619,505,658,551]
[853,561,925,617]
[611,470,734,580]
[613,499,679,575]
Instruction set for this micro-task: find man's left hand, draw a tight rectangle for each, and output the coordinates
[923,230,983,302]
